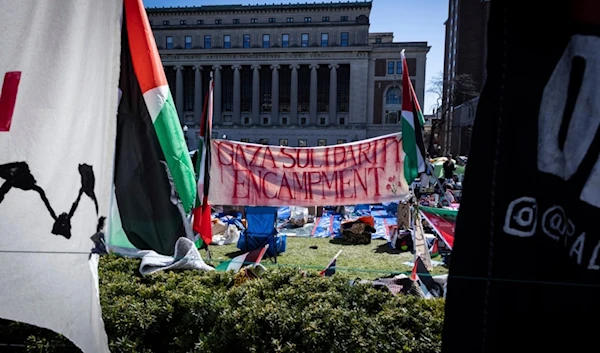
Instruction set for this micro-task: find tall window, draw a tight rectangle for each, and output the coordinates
[340,32,349,47]
[301,33,309,47]
[397,61,402,74]
[233,18,240,24]
[286,17,294,22]
[262,34,270,48]
[180,20,186,25]
[184,67,195,111]
[298,66,310,112]
[337,65,350,112]
[165,67,176,98]
[204,35,211,49]
[322,16,329,22]
[304,17,312,22]
[375,37,382,44]
[221,67,233,112]
[269,18,276,23]
[251,18,258,23]
[317,66,330,112]
[241,66,252,112]
[388,61,395,74]
[341,16,348,21]
[185,36,192,49]
[384,87,401,124]
[282,34,289,48]
[243,34,250,48]
[321,33,329,47]
[260,66,272,112]
[223,35,231,48]
[279,66,291,112]
[166,36,173,49]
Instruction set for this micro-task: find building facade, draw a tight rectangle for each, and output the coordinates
[442,0,490,156]
[146,1,429,148]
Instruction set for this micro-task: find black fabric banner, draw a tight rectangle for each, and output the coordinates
[114,12,188,256]
[442,1,600,352]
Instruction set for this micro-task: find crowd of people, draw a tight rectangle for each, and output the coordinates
[414,154,463,207]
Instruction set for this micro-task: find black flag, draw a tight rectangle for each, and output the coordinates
[442,1,600,352]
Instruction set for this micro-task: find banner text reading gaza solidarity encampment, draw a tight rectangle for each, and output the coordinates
[209,133,409,206]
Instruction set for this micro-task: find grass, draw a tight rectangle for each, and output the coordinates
[206,236,448,280]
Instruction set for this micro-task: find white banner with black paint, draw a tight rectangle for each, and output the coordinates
[0,1,121,352]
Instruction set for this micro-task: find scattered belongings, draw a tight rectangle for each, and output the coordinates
[211,214,244,246]
[340,216,376,245]
[289,206,309,227]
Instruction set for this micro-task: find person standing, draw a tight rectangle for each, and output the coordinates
[442,154,456,181]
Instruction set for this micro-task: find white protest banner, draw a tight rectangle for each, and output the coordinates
[209,133,409,206]
[0,1,121,352]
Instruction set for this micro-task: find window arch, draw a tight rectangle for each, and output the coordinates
[384,86,401,124]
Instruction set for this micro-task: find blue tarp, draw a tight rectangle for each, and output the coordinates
[310,213,343,238]
[273,204,398,240]
[277,206,290,220]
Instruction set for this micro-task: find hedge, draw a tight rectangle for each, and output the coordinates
[0,255,445,353]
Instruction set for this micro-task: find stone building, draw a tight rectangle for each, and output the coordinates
[146,1,430,148]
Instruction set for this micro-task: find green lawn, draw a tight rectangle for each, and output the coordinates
[206,236,448,280]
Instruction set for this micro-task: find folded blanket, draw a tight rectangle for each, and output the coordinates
[138,237,214,275]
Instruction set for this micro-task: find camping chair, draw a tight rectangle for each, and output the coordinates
[237,206,286,263]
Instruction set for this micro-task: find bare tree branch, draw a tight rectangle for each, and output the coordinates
[425,71,479,156]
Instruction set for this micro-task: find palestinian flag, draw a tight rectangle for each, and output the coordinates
[215,252,247,272]
[215,245,267,272]
[320,250,342,277]
[430,238,440,258]
[192,79,214,248]
[109,0,197,256]
[411,256,442,298]
[244,244,269,266]
[401,49,427,185]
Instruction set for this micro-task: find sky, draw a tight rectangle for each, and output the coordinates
[144,0,449,114]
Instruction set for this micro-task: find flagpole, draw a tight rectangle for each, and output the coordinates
[333,249,342,260]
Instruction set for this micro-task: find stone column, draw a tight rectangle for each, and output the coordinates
[270,64,280,121]
[193,65,203,124]
[212,65,222,124]
[290,64,299,122]
[309,64,319,123]
[232,65,241,123]
[251,64,260,122]
[328,64,338,123]
[175,65,184,122]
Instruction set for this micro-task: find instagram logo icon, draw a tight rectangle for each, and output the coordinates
[503,197,538,237]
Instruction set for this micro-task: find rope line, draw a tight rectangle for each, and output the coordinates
[0,249,596,287]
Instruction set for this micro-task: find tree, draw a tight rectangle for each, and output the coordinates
[426,72,479,156]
